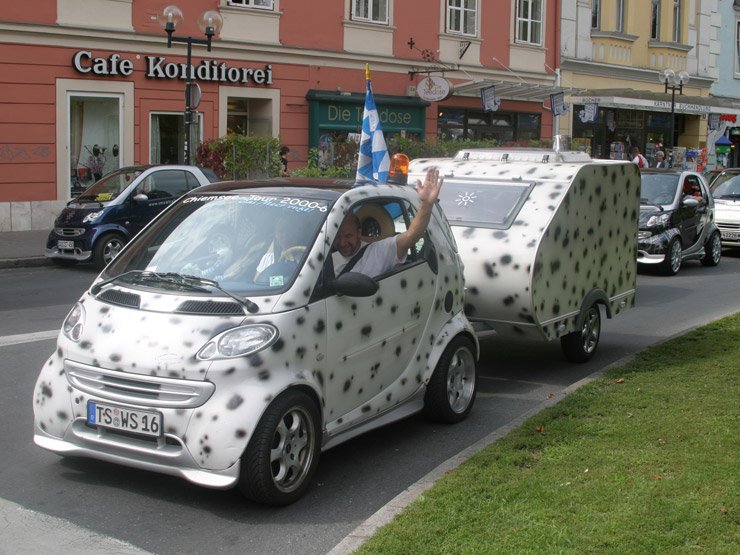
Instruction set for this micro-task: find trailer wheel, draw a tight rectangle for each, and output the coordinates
[561,304,601,363]
[423,335,477,423]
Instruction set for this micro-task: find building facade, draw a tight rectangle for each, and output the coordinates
[559,0,739,167]
[1,0,566,231]
[708,0,740,167]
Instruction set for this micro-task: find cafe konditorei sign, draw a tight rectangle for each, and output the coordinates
[72,51,273,86]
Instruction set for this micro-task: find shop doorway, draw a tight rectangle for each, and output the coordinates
[150,112,202,165]
[68,94,122,195]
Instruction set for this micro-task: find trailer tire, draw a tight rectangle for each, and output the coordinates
[423,335,477,423]
[561,304,601,363]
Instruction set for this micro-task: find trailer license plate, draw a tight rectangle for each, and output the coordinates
[720,230,739,241]
[87,401,162,438]
[58,240,74,250]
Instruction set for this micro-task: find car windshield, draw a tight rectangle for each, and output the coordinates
[76,168,143,202]
[437,179,532,229]
[710,174,740,199]
[640,174,679,206]
[103,192,332,295]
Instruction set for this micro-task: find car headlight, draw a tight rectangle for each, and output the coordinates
[197,324,278,360]
[83,210,105,223]
[645,213,671,228]
[62,302,86,342]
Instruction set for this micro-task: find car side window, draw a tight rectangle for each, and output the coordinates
[149,170,189,199]
[186,172,201,190]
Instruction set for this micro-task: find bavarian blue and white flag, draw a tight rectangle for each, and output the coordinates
[355,65,390,184]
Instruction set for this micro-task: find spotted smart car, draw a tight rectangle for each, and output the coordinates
[33,178,477,505]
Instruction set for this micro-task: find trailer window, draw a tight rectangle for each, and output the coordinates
[438,180,533,229]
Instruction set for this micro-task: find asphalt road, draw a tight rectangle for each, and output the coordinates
[1,253,739,554]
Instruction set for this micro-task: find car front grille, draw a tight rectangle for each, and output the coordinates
[54,228,85,237]
[65,360,214,408]
[717,222,740,231]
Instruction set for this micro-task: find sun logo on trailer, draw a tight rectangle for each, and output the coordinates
[456,192,477,207]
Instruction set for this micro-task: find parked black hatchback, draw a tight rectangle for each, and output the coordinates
[637,169,721,275]
[46,165,217,270]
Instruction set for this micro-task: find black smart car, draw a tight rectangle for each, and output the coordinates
[637,169,721,275]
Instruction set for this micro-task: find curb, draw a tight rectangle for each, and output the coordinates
[0,257,52,269]
[327,352,637,555]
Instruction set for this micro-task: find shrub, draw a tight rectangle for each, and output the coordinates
[196,135,282,180]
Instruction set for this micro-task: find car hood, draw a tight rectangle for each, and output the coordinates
[55,204,112,226]
[714,199,740,224]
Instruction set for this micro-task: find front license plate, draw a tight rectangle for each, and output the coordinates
[87,401,163,438]
[720,230,740,241]
[57,240,74,250]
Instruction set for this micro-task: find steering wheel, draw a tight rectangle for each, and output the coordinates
[279,245,307,262]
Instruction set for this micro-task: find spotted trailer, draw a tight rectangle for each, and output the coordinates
[408,148,640,362]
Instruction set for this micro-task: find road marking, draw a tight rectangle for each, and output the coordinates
[0,496,152,554]
[0,330,58,347]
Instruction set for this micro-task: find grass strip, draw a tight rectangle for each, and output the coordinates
[358,313,740,554]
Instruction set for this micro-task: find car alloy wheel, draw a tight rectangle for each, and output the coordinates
[239,390,320,506]
[701,232,722,267]
[661,237,682,276]
[93,233,126,271]
[423,335,477,423]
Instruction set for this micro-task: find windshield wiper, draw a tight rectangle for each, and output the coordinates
[640,198,664,210]
[91,270,259,314]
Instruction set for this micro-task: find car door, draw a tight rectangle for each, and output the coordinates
[679,175,705,248]
[321,199,439,428]
[127,169,190,236]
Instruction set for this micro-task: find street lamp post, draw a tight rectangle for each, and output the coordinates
[158,5,223,165]
[658,69,690,163]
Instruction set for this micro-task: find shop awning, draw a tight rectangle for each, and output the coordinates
[570,88,740,116]
[453,79,586,103]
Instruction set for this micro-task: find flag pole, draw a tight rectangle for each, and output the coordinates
[365,63,370,82]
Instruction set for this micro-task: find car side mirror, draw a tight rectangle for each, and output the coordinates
[132,193,149,203]
[332,272,379,297]
[682,196,699,208]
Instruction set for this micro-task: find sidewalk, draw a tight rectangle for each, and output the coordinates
[0,229,53,269]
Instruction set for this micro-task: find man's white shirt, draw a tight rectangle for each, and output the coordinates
[333,236,406,278]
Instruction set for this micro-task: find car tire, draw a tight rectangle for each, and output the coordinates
[423,335,477,424]
[51,258,78,267]
[700,232,722,267]
[238,390,321,506]
[561,303,601,363]
[660,237,682,276]
[93,233,127,271]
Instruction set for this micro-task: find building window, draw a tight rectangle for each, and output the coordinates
[352,0,388,24]
[616,0,625,33]
[69,95,121,194]
[651,0,660,39]
[672,0,681,42]
[592,0,601,30]
[515,0,542,46]
[226,97,272,137]
[736,19,740,75]
[437,108,540,142]
[227,0,274,9]
[150,113,202,165]
[447,0,477,36]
